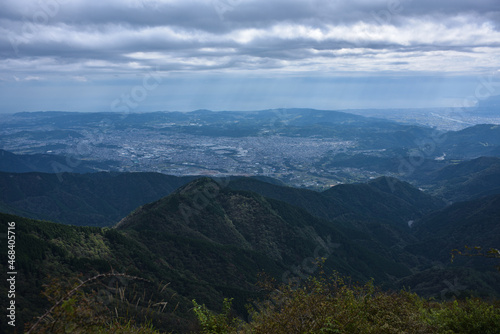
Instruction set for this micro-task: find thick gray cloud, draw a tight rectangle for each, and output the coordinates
[0,0,499,113]
[1,0,499,80]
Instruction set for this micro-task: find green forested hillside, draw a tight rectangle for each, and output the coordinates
[0,213,196,333]
[0,172,196,226]
[0,179,415,333]
[424,156,500,202]
[228,176,444,225]
[322,176,445,225]
[411,194,500,262]
[438,125,500,159]
[0,149,113,173]
[117,178,413,284]
[1,176,499,333]
[227,176,444,263]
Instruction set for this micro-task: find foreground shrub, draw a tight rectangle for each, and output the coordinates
[26,273,162,334]
[426,298,500,334]
[193,298,240,334]
[194,271,500,334]
[242,273,434,333]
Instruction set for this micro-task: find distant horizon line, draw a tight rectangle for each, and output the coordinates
[5,105,485,115]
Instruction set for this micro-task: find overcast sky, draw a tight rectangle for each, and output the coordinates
[1,0,499,113]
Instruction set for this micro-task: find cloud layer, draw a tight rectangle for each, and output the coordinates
[1,0,499,81]
[0,0,499,113]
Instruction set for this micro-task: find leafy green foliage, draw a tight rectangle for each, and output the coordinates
[426,299,500,334]
[196,271,500,334]
[243,272,432,333]
[193,298,240,334]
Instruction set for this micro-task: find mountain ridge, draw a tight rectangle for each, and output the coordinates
[2,175,500,333]
[0,171,197,226]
